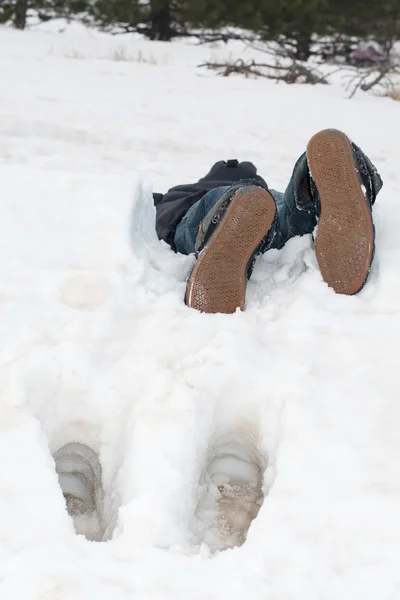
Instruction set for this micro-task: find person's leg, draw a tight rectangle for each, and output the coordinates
[268,152,318,250]
[307,129,382,294]
[174,179,277,255]
[174,186,231,255]
[176,129,382,312]
[177,183,278,313]
[269,129,382,294]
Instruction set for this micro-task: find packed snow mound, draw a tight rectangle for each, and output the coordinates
[0,23,400,600]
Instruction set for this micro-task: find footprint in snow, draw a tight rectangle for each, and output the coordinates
[193,435,265,553]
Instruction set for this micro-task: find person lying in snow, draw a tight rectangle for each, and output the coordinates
[153,129,383,314]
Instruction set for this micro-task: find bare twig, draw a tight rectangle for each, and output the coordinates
[340,57,400,98]
[199,58,328,85]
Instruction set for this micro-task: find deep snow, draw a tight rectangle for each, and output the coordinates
[0,21,400,600]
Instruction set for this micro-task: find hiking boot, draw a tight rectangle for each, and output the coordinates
[306,129,378,295]
[53,442,104,538]
[185,185,277,313]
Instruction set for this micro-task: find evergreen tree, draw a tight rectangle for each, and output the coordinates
[0,0,94,29]
[0,0,397,59]
[0,0,27,27]
[90,0,188,40]
[258,0,330,60]
[183,0,264,30]
[328,0,400,52]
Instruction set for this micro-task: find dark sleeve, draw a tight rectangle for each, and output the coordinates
[153,192,164,205]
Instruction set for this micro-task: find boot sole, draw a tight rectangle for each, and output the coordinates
[185,187,276,313]
[307,129,374,295]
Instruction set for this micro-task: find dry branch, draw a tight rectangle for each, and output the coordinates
[199,58,328,85]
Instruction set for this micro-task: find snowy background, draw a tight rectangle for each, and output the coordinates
[0,21,400,600]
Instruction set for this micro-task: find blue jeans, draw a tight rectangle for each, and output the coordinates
[174,153,317,255]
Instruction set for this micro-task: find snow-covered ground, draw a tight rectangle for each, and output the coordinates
[1,21,400,600]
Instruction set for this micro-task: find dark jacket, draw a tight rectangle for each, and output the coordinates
[153,159,266,250]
